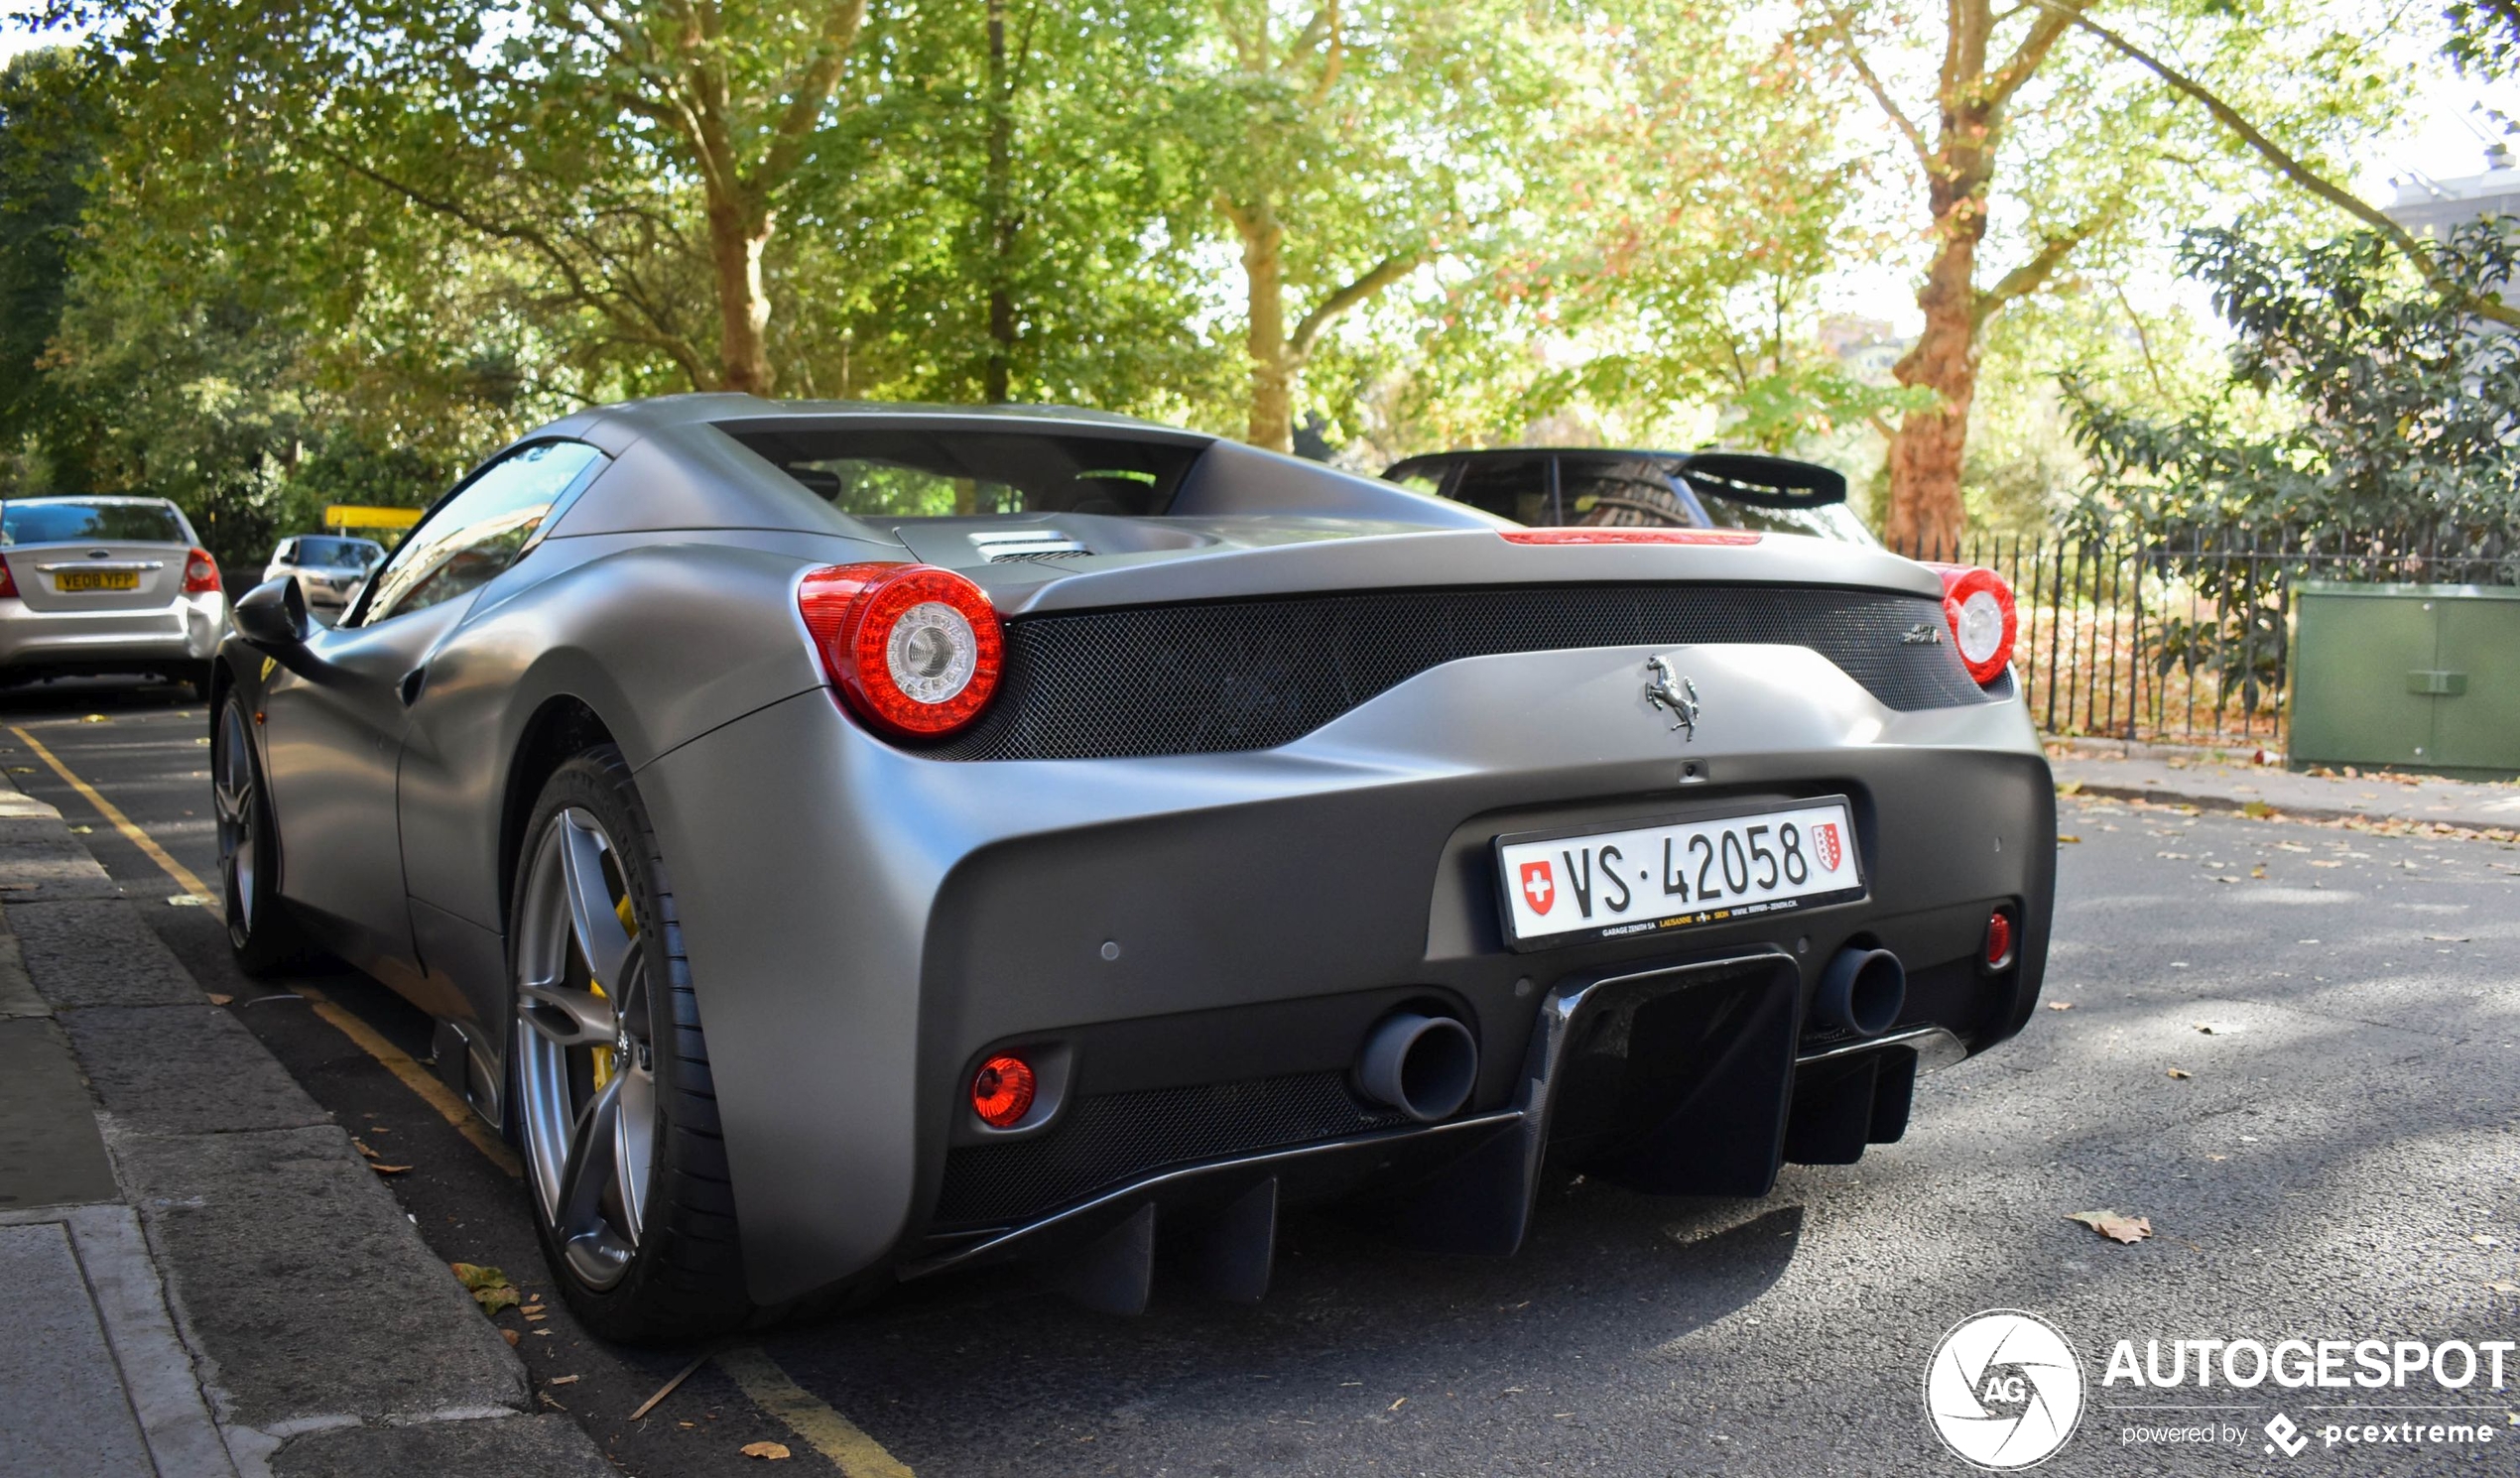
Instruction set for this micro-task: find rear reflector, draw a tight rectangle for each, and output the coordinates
[1984,910,2015,970]
[1501,528,1762,547]
[971,1054,1036,1128]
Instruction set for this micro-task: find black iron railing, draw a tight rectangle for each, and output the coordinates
[1885,525,2520,748]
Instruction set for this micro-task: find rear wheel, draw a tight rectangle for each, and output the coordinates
[211,694,313,974]
[510,747,754,1341]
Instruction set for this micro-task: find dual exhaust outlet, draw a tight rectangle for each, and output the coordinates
[1353,946,1906,1123]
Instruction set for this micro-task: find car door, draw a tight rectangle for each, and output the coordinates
[259,441,606,985]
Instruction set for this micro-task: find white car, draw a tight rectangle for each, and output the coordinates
[0,496,228,691]
[261,534,385,620]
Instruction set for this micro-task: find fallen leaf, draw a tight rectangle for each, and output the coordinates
[370,1164,413,1174]
[1389,1397,1408,1412]
[2157,851,2191,859]
[2046,1001,2075,1011]
[741,1442,792,1460]
[450,1262,521,1312]
[547,1375,580,1386]
[205,993,232,1006]
[2309,859,2342,868]
[2057,834,2082,844]
[69,823,91,833]
[2210,875,2242,884]
[2069,1210,2155,1245]
[80,713,108,723]
[165,894,210,908]
[2194,1024,2218,1035]
[2056,780,2085,796]
[2242,801,2276,819]
[5,766,31,774]
[503,1329,521,1347]
[2426,935,2471,942]
[2474,1235,2501,1247]
[2166,1067,2193,1079]
[2487,1283,2520,1294]
[2207,1154,2228,1162]
[2249,866,2267,879]
[352,1138,379,1159]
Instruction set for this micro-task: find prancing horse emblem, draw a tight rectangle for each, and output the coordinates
[1644,656,1701,741]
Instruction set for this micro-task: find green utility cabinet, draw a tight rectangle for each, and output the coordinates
[2289,582,2520,778]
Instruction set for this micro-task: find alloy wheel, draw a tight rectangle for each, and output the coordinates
[514,807,656,1290]
[211,701,258,943]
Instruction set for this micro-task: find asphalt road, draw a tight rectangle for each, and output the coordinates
[6,676,2517,1477]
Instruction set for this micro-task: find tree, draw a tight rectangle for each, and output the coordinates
[1187,1,1554,451]
[72,0,880,394]
[1815,0,2413,549]
[0,47,102,479]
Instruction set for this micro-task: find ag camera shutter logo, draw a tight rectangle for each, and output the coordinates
[1924,1310,2086,1468]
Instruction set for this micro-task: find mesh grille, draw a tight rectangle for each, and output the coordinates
[934,1071,1411,1227]
[939,584,1993,761]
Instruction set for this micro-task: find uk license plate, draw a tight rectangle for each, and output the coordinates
[1494,797,1865,950]
[57,569,139,592]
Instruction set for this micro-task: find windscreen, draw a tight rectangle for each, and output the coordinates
[1,501,187,546]
[722,426,1204,519]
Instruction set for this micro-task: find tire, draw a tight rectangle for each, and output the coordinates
[508,746,756,1341]
[210,694,315,975]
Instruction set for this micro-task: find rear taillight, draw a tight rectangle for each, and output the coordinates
[1983,908,2016,970]
[1927,563,2016,684]
[183,548,221,594]
[0,555,16,599]
[796,562,1004,739]
[1500,528,1762,547]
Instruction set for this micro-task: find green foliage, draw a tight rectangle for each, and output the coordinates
[0,48,101,469]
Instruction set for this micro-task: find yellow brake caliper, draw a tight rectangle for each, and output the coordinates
[588,892,638,1093]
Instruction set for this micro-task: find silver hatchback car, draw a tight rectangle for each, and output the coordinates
[0,496,228,689]
[261,534,384,621]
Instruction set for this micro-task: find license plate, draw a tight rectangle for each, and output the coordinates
[56,570,139,592]
[1494,797,1866,950]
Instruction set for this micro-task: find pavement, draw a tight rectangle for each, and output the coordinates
[2050,740,2520,834]
[0,727,610,1475]
[3,679,2517,1476]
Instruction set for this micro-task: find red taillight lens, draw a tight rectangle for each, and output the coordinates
[797,562,1005,739]
[1926,563,2016,684]
[1500,528,1762,547]
[1984,909,2015,970]
[971,1053,1036,1128]
[183,548,221,594]
[0,555,16,599]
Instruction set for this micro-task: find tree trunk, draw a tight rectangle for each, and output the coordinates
[706,197,777,395]
[1886,134,1993,554]
[981,0,1017,404]
[1234,200,1296,452]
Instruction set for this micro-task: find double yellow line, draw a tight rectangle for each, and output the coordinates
[11,718,915,1476]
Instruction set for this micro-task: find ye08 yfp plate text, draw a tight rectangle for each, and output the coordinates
[1494,799,1864,950]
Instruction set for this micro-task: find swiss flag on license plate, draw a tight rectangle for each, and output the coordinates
[1519,860,1556,915]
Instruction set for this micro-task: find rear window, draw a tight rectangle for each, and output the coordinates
[722,426,1203,519]
[1,501,187,547]
[1698,498,1878,545]
[296,537,382,568]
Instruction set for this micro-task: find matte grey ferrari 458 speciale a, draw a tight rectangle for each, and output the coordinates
[209,395,2054,1340]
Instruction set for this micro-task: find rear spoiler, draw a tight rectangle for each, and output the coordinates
[1673,452,1847,509]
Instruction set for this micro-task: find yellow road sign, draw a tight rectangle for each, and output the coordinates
[323,504,425,532]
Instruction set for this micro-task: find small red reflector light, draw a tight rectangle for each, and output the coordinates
[1984,910,2014,969]
[182,548,221,594]
[1500,528,1762,547]
[971,1053,1036,1128]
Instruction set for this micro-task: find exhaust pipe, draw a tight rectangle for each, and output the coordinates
[1815,946,1906,1038]
[1355,1012,1477,1123]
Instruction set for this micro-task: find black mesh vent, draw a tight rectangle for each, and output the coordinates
[938,584,1994,761]
[935,1071,1411,1227]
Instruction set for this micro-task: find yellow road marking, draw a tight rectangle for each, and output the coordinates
[298,983,521,1177]
[12,722,519,1175]
[10,725,214,901]
[716,1345,916,1478]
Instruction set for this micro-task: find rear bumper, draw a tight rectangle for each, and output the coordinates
[636,640,2053,1303]
[0,594,227,674]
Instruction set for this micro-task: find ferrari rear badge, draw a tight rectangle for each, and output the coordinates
[1644,656,1701,742]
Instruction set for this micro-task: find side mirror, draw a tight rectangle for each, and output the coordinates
[232,576,311,651]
